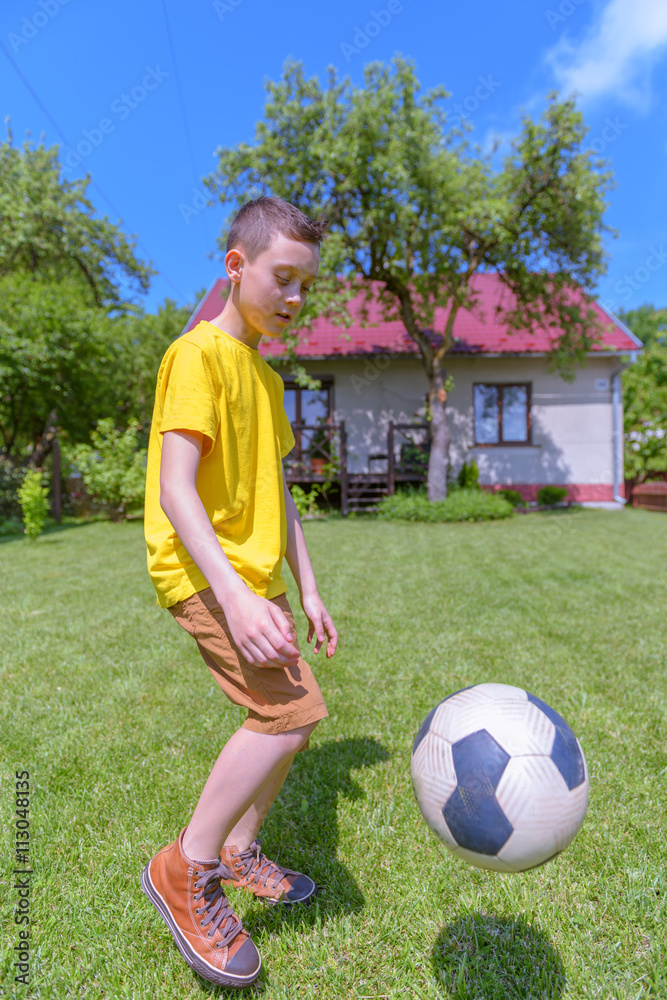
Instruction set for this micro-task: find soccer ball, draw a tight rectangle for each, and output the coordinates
[411,683,589,872]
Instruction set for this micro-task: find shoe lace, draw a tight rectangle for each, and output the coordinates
[233,840,292,888]
[193,862,244,948]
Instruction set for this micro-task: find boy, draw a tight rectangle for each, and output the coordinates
[141,197,337,989]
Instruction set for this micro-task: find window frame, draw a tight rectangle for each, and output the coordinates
[282,376,334,425]
[472,381,532,446]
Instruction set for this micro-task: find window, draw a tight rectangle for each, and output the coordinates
[282,377,332,427]
[282,377,335,468]
[473,383,531,445]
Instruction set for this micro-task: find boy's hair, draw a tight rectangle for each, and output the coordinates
[226,196,328,262]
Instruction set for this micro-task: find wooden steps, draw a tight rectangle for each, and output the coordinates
[346,476,389,512]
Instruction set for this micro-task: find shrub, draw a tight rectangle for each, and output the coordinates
[0,517,24,537]
[0,458,26,520]
[290,483,322,518]
[397,440,430,473]
[537,485,569,506]
[377,487,513,523]
[457,460,480,490]
[71,420,147,521]
[498,488,523,508]
[441,489,514,522]
[18,468,49,540]
[377,489,445,522]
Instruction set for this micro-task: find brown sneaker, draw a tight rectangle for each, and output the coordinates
[141,828,261,988]
[220,840,317,905]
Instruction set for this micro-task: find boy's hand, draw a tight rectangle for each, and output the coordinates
[301,591,338,658]
[221,586,300,669]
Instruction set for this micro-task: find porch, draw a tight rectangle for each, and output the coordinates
[283,421,430,515]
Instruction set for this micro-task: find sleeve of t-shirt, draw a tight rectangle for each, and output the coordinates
[159,341,220,458]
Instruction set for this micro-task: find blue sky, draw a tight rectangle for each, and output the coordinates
[2,0,666,319]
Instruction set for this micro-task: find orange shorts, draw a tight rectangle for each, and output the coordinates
[168,588,328,738]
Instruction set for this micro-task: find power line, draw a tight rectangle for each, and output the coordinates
[0,37,187,305]
[160,0,214,248]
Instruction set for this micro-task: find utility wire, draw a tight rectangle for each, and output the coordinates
[160,0,215,248]
[0,37,187,305]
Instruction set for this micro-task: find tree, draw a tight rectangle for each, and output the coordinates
[0,277,193,458]
[618,305,667,490]
[0,130,155,459]
[0,128,152,308]
[204,57,615,499]
[618,304,667,349]
[70,419,147,521]
[0,272,115,454]
[105,297,195,436]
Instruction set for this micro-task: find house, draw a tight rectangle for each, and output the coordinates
[183,273,642,509]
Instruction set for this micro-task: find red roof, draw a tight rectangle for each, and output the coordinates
[184,274,641,358]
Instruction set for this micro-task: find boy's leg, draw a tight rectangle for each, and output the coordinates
[141,724,315,988]
[224,754,294,850]
[142,592,325,985]
[183,723,316,860]
[185,726,318,906]
[218,748,318,906]
[169,589,326,904]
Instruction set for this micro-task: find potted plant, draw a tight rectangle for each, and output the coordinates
[308,422,331,474]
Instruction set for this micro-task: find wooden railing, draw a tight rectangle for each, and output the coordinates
[282,423,348,514]
[283,420,430,514]
[282,422,345,475]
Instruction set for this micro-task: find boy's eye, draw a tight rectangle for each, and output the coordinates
[276,275,288,285]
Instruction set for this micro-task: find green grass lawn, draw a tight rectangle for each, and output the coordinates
[1,509,666,999]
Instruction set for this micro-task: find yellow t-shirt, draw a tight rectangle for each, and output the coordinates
[144,321,295,608]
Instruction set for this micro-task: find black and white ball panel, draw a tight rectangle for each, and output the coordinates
[411,683,589,873]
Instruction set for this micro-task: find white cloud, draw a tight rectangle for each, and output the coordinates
[544,0,667,111]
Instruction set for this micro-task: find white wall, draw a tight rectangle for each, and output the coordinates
[279,356,430,473]
[279,354,624,485]
[449,355,618,487]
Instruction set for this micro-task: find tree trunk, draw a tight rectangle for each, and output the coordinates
[426,362,450,501]
[387,283,457,503]
[28,410,59,470]
[52,436,62,523]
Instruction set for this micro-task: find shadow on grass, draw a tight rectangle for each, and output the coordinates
[260,736,390,913]
[432,913,566,999]
[191,736,390,996]
[248,737,388,923]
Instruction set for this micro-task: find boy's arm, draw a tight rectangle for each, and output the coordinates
[160,429,300,669]
[283,473,338,658]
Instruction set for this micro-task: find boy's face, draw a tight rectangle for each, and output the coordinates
[229,233,320,341]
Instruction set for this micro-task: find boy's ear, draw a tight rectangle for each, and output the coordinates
[225,248,245,283]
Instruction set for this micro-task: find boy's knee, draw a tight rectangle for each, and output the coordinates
[284,719,318,755]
